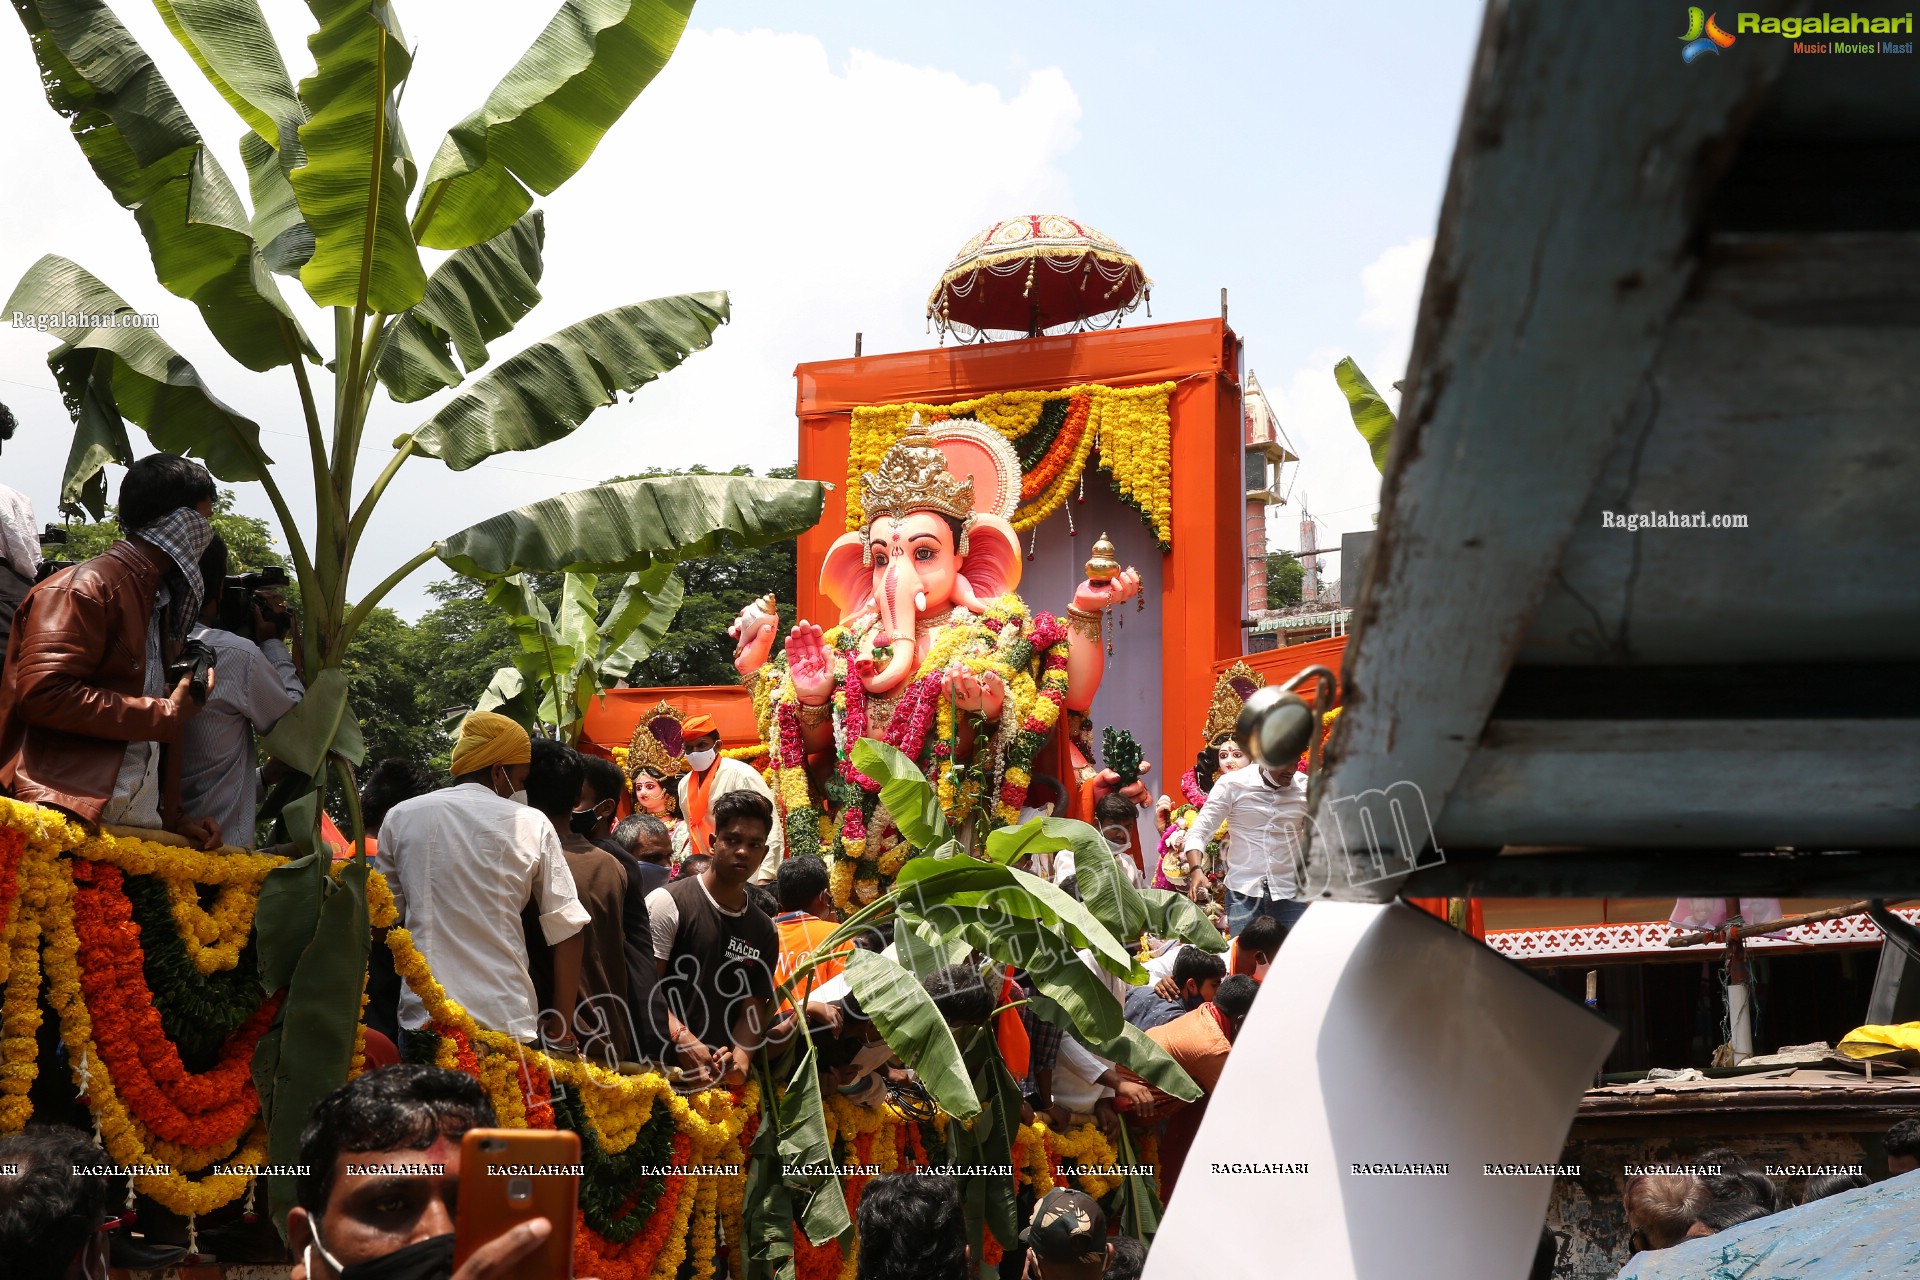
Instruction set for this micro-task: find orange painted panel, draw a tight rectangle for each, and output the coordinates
[578,686,758,759]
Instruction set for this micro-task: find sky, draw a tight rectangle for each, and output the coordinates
[0,0,1484,617]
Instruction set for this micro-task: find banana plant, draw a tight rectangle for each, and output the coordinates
[6,0,827,1229]
[742,739,1225,1274]
[1335,355,1397,472]
[473,566,684,743]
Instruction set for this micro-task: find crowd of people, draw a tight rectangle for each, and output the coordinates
[0,449,1314,1275]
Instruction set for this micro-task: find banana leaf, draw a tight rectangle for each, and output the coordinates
[416,0,696,250]
[6,255,273,517]
[949,1026,1020,1249]
[989,817,1147,948]
[1139,888,1229,953]
[241,131,314,275]
[839,947,979,1121]
[776,1048,852,1246]
[473,665,536,730]
[849,738,951,852]
[1028,988,1200,1104]
[1335,356,1396,473]
[598,566,683,685]
[375,211,546,404]
[154,0,306,157]
[435,474,825,579]
[258,667,366,773]
[740,1082,796,1280]
[405,293,727,470]
[251,855,370,1231]
[13,0,310,371]
[291,0,425,312]
[892,857,1142,983]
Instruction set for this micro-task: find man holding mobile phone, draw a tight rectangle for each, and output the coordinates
[289,1064,597,1280]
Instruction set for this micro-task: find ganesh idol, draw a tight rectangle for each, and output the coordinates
[731,415,1141,910]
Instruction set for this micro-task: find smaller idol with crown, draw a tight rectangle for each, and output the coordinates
[731,415,1142,911]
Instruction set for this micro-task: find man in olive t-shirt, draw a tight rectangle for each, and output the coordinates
[645,790,780,1089]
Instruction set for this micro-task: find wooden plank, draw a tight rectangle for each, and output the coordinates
[1439,719,1919,848]
[1522,235,1920,666]
[1311,0,1799,901]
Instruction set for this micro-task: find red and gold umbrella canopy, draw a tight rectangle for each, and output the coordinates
[927,214,1151,342]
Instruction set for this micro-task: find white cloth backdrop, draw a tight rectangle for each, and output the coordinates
[1146,902,1616,1280]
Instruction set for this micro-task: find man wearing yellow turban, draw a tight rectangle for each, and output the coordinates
[375,711,591,1049]
[448,710,533,791]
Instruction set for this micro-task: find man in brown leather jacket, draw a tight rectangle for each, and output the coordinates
[0,454,223,848]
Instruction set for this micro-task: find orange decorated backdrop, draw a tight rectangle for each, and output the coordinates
[795,319,1248,774]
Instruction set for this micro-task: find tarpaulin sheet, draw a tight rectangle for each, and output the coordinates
[1616,1171,1920,1279]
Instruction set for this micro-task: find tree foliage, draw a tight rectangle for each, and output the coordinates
[56,488,283,571]
[1266,551,1305,608]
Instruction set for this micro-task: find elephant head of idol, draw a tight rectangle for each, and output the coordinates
[819,416,1023,694]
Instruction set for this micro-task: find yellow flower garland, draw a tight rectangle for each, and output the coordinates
[164,878,259,975]
[847,383,1175,544]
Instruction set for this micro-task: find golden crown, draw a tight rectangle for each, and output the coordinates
[626,700,690,779]
[860,413,976,526]
[1202,662,1263,745]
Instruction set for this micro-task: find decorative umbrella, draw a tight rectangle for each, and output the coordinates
[927,214,1150,342]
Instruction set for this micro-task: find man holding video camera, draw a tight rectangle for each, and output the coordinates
[180,532,304,849]
[0,453,223,848]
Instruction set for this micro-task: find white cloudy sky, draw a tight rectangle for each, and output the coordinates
[0,1,1481,616]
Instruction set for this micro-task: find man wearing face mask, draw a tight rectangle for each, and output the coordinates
[289,1065,581,1280]
[675,713,783,882]
[374,713,589,1052]
[0,453,223,849]
[523,738,641,1065]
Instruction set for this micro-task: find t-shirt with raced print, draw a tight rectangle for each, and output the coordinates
[644,874,779,1050]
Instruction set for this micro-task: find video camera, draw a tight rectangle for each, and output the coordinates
[217,565,293,639]
[33,524,69,583]
[165,638,218,705]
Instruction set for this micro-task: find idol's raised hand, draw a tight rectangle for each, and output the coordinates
[729,594,778,675]
[1072,565,1143,615]
[787,621,836,706]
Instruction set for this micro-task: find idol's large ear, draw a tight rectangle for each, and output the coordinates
[958,514,1022,602]
[821,530,876,622]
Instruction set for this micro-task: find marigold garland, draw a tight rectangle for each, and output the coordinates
[70,861,278,1148]
[848,383,1175,545]
[0,801,1154,1270]
[163,877,258,974]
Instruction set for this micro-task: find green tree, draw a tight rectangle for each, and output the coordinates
[57,488,284,571]
[622,464,799,688]
[6,0,825,1229]
[1266,551,1305,608]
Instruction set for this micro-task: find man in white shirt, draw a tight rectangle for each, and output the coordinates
[374,712,590,1050]
[1181,761,1309,937]
[0,403,39,654]
[179,534,303,847]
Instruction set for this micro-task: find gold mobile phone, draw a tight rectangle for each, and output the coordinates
[452,1128,581,1278]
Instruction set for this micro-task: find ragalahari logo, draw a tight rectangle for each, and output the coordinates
[1681,8,1738,61]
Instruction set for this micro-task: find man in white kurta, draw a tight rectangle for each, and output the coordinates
[675,713,783,882]
[375,713,590,1045]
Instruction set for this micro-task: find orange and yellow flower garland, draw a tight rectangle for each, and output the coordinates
[0,799,1145,1264]
[847,383,1175,545]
